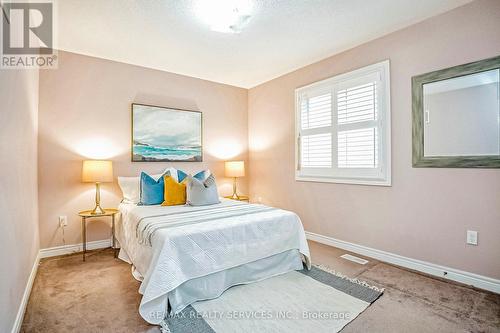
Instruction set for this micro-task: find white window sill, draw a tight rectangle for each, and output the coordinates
[295,175,392,187]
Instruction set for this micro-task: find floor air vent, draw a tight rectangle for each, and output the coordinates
[340,254,369,265]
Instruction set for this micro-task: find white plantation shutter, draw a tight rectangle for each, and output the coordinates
[301,133,332,168]
[337,82,377,125]
[337,81,378,169]
[301,93,332,130]
[299,92,333,169]
[338,128,378,168]
[296,61,391,186]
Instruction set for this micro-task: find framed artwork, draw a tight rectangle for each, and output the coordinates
[131,103,202,162]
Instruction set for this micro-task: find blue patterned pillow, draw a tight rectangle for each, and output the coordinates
[177,169,188,182]
[193,170,208,181]
[139,172,165,205]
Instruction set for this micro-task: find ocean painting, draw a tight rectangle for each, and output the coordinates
[132,104,202,162]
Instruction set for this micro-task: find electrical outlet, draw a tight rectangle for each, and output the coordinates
[59,216,68,228]
[466,230,478,245]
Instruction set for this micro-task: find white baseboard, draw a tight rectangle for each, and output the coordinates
[39,239,112,259]
[11,252,40,333]
[306,231,500,294]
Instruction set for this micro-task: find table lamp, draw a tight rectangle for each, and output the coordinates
[82,160,113,215]
[225,160,245,200]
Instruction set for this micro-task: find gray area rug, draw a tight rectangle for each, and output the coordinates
[162,265,384,333]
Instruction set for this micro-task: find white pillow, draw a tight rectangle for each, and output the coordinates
[117,172,164,204]
[186,174,220,206]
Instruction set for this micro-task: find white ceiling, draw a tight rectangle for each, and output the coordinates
[55,0,472,88]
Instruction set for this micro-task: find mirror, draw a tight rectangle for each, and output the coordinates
[423,69,499,157]
[412,56,500,168]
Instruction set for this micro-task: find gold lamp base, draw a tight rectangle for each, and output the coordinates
[231,177,240,200]
[90,204,105,215]
[90,182,105,215]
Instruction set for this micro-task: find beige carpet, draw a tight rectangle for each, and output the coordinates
[21,241,500,333]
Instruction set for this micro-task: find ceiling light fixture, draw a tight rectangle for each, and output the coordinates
[194,0,253,34]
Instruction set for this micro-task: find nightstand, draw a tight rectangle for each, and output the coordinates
[78,208,119,261]
[223,195,250,202]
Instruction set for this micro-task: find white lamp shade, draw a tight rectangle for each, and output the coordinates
[82,160,113,183]
[225,161,245,178]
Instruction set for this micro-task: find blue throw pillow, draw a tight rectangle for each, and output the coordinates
[193,170,208,181]
[177,169,188,182]
[139,172,165,205]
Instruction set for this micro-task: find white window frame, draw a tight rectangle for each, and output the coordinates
[295,60,391,186]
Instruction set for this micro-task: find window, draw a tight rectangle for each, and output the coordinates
[295,60,391,186]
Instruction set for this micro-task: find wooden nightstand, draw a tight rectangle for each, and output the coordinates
[78,208,119,261]
[224,195,250,202]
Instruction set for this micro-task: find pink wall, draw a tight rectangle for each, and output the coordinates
[248,0,500,278]
[38,51,248,248]
[0,68,40,332]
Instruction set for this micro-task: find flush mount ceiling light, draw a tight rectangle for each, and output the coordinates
[194,0,254,34]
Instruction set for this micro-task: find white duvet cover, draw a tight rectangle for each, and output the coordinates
[116,199,311,324]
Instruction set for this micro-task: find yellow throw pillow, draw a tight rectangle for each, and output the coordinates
[162,175,186,206]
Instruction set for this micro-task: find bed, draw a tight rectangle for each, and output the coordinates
[115,198,311,325]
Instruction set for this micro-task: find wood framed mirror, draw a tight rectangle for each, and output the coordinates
[412,55,500,168]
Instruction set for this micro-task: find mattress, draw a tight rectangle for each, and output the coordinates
[115,199,310,324]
